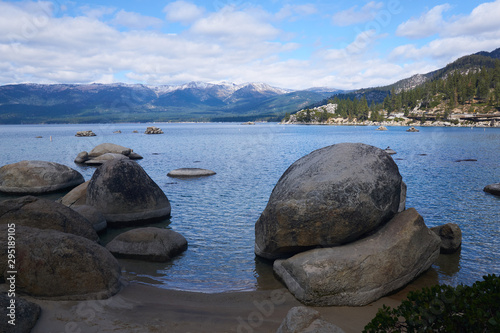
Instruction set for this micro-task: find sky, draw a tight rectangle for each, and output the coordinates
[1,0,500,90]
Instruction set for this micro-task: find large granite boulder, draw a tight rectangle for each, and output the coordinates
[0,225,121,300]
[0,196,98,242]
[0,160,84,194]
[106,227,187,261]
[86,159,171,225]
[58,180,89,207]
[431,223,462,254]
[277,306,345,333]
[0,294,41,333]
[273,208,441,306]
[255,143,403,259]
[72,204,107,232]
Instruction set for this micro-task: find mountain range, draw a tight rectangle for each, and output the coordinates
[1,47,499,124]
[0,81,340,124]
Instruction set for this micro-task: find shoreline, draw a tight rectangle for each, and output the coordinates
[28,269,439,333]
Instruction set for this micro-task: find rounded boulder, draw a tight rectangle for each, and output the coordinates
[255,142,403,260]
[0,225,121,300]
[86,159,171,225]
[0,196,98,241]
[106,227,187,261]
[0,160,84,194]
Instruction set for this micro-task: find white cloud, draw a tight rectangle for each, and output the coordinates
[163,1,204,25]
[189,6,280,45]
[111,10,163,30]
[396,4,451,39]
[444,0,500,37]
[275,4,317,21]
[332,1,384,27]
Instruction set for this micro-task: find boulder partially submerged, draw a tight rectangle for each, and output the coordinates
[274,209,441,306]
[167,168,216,178]
[0,225,121,300]
[407,126,419,132]
[58,180,88,207]
[431,223,462,254]
[255,143,403,260]
[75,130,96,137]
[75,143,143,165]
[0,160,84,194]
[106,227,187,261]
[86,159,171,226]
[484,183,500,196]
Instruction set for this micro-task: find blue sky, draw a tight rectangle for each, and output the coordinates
[1,0,499,89]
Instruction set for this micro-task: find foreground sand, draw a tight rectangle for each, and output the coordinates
[28,270,438,333]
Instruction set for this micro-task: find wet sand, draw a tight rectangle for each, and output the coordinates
[29,269,438,333]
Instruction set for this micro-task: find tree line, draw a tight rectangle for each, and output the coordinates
[288,58,500,123]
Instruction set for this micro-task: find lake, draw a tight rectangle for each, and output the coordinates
[0,123,498,293]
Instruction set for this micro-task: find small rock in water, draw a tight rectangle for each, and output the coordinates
[484,183,500,196]
[113,130,121,134]
[455,159,477,162]
[75,130,96,137]
[376,126,388,131]
[145,126,164,134]
[406,127,419,132]
[167,168,216,178]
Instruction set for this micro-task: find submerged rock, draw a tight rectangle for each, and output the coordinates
[484,183,500,196]
[0,225,121,300]
[0,196,98,241]
[255,143,403,260]
[0,160,84,194]
[167,168,216,178]
[85,153,129,165]
[86,159,171,225]
[88,143,131,158]
[273,209,441,306]
[106,227,187,261]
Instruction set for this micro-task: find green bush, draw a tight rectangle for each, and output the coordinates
[363,274,500,333]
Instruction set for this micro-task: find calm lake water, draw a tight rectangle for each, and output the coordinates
[0,123,498,292]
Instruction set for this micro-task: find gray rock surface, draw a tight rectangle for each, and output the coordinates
[399,181,407,212]
[255,143,403,260]
[0,196,98,241]
[277,306,345,333]
[85,153,129,165]
[431,223,462,254]
[0,225,121,300]
[484,183,500,196]
[74,151,89,163]
[86,159,171,225]
[88,143,131,157]
[106,227,187,261]
[167,168,216,178]
[0,160,84,194]
[58,180,88,207]
[72,204,107,232]
[274,208,441,306]
[0,293,41,333]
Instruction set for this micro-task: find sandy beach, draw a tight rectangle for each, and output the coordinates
[27,268,439,333]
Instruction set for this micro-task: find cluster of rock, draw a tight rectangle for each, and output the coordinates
[0,155,187,323]
[75,130,96,137]
[407,126,420,132]
[255,143,455,306]
[74,143,143,165]
[145,126,164,134]
[376,126,388,131]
